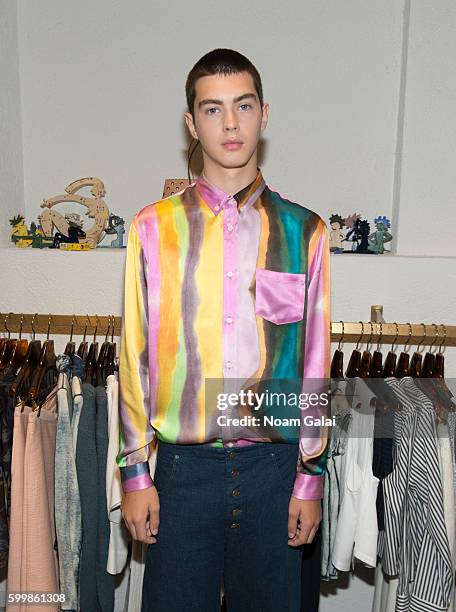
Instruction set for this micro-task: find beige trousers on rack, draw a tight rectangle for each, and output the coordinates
[6,389,59,612]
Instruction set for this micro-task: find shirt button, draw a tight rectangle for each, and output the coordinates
[227,224,234,232]
[225,361,233,369]
[226,317,233,324]
[215,205,220,211]
[226,271,233,278]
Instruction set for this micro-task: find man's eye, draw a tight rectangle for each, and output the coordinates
[206,107,219,115]
[239,104,252,110]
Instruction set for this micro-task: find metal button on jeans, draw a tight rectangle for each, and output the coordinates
[229,523,240,529]
[232,489,241,498]
[228,451,236,460]
[231,468,239,478]
[232,508,242,516]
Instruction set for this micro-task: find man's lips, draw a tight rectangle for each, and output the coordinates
[222,141,243,150]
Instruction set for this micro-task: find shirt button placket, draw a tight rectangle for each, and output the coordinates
[225,196,237,370]
[222,197,238,445]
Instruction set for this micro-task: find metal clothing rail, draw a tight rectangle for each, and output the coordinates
[0,307,455,347]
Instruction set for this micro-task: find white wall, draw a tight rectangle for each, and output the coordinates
[395,0,456,256]
[0,0,24,246]
[1,1,456,610]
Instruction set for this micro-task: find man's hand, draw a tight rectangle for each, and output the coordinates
[287,497,321,547]
[121,486,160,544]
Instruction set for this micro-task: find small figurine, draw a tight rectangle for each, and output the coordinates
[344,214,362,252]
[9,215,45,248]
[48,213,86,249]
[368,215,392,254]
[329,214,346,253]
[97,214,126,248]
[10,215,32,248]
[345,216,373,254]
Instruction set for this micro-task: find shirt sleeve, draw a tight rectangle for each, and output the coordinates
[292,219,331,500]
[116,219,156,493]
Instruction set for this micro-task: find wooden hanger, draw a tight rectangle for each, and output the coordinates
[330,321,345,379]
[7,329,29,372]
[95,315,112,386]
[0,314,29,383]
[84,316,99,385]
[64,315,76,356]
[26,315,57,404]
[415,324,455,419]
[394,322,412,378]
[0,314,16,369]
[434,324,446,379]
[421,323,437,377]
[359,322,373,378]
[368,322,384,378]
[410,323,426,377]
[345,321,364,378]
[10,314,42,398]
[106,316,118,377]
[77,315,90,360]
[382,322,399,377]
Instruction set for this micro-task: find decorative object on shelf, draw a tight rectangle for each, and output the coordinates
[162,178,191,198]
[328,212,393,255]
[329,214,346,253]
[9,177,126,249]
[9,215,47,248]
[346,217,371,253]
[368,215,392,254]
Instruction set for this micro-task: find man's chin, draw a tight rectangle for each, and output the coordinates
[212,155,251,170]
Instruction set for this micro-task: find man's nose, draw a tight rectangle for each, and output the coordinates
[223,110,239,131]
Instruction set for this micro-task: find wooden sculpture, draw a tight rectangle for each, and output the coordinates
[39,177,109,248]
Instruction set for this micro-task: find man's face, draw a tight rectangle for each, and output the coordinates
[184,71,269,170]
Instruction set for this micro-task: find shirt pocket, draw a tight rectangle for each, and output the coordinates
[254,267,306,325]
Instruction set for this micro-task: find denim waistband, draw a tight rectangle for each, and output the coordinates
[156,439,299,460]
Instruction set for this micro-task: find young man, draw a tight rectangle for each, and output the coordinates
[118,48,330,611]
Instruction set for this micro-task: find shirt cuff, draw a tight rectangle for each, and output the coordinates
[291,473,324,500]
[120,462,154,493]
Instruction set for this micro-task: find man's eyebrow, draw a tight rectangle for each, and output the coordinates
[198,93,258,109]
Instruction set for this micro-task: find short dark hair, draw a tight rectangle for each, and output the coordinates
[185,48,263,117]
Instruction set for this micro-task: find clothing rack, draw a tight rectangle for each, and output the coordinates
[1,306,455,347]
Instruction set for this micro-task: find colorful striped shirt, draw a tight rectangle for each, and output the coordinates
[117,168,331,499]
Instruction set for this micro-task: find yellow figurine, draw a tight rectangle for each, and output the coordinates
[9,215,44,248]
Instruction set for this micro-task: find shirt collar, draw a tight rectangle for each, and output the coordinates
[194,168,266,215]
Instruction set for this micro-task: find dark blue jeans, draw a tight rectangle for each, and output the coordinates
[142,440,303,612]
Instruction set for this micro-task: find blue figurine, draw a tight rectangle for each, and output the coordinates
[98,214,126,248]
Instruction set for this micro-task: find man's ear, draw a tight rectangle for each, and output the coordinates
[184,111,198,141]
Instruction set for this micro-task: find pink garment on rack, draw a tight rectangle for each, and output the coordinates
[6,387,59,612]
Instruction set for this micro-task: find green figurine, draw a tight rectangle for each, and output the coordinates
[368,215,392,254]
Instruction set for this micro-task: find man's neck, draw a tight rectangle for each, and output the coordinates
[201,157,259,196]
